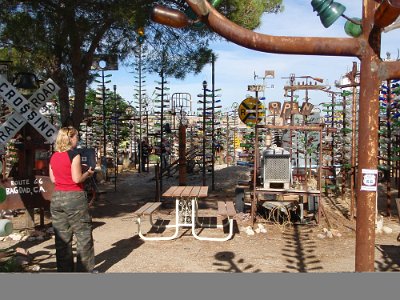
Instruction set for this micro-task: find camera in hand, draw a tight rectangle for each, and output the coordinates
[79,148,97,171]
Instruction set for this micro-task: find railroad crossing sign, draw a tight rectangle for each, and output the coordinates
[238,97,265,125]
[0,76,59,144]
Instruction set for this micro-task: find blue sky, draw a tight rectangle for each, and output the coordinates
[109,0,400,111]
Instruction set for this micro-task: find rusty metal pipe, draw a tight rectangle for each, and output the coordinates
[350,62,359,220]
[386,80,392,217]
[379,60,400,80]
[185,0,362,57]
[374,0,400,28]
[353,1,381,272]
[188,0,209,16]
[150,5,193,28]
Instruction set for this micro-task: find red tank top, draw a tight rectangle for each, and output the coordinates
[50,151,83,191]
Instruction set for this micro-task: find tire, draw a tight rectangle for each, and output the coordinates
[235,187,245,213]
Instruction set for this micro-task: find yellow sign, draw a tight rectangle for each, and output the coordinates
[238,97,265,125]
[234,136,241,148]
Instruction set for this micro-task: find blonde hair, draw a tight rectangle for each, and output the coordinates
[54,126,78,152]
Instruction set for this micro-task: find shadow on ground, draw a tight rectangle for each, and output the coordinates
[94,236,144,272]
[213,251,261,273]
[375,244,400,271]
[281,226,323,272]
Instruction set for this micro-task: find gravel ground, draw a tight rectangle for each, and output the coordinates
[1,164,400,273]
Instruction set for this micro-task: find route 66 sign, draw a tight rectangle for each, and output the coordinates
[360,169,378,191]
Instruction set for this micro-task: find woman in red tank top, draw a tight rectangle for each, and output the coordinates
[49,126,95,272]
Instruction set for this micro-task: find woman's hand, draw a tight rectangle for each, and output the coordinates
[86,167,95,177]
[72,155,95,183]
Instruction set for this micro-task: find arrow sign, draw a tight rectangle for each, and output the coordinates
[0,77,60,144]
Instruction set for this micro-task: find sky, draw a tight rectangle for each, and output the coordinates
[108,0,400,112]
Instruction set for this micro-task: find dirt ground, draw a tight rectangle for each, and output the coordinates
[1,164,400,273]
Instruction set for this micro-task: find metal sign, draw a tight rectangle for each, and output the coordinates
[238,97,265,125]
[247,84,265,92]
[0,77,60,144]
[360,169,378,191]
[0,176,53,209]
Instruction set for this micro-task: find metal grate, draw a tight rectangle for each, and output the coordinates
[264,156,291,181]
[262,150,291,189]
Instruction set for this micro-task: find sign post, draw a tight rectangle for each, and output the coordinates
[0,76,60,227]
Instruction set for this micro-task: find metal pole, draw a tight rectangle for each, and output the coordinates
[331,92,336,194]
[146,107,150,172]
[350,80,357,219]
[355,2,380,272]
[101,69,108,181]
[226,112,229,167]
[102,69,106,161]
[138,45,143,174]
[386,80,392,217]
[113,84,117,192]
[202,80,207,186]
[211,54,215,191]
[232,105,237,164]
[289,74,294,174]
[304,85,309,180]
[129,121,133,163]
[160,68,165,193]
[341,93,347,201]
[178,123,187,186]
[155,162,160,201]
[336,62,359,219]
[251,91,260,226]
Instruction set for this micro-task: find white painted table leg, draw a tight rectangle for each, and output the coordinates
[191,198,234,241]
[136,203,181,241]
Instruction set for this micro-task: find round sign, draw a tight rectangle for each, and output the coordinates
[238,97,265,125]
[362,174,376,187]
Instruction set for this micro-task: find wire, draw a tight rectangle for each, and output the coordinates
[264,204,293,232]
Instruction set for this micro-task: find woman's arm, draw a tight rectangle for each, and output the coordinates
[71,154,95,183]
[49,165,55,183]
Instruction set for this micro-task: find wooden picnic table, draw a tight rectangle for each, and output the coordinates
[133,186,235,241]
[162,185,208,199]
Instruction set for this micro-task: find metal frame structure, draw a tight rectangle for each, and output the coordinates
[152,0,400,272]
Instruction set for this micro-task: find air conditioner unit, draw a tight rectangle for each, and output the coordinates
[262,148,291,189]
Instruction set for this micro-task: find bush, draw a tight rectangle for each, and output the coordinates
[149,154,160,163]
[0,253,23,272]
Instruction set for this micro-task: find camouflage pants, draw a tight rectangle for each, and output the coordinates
[50,190,95,272]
